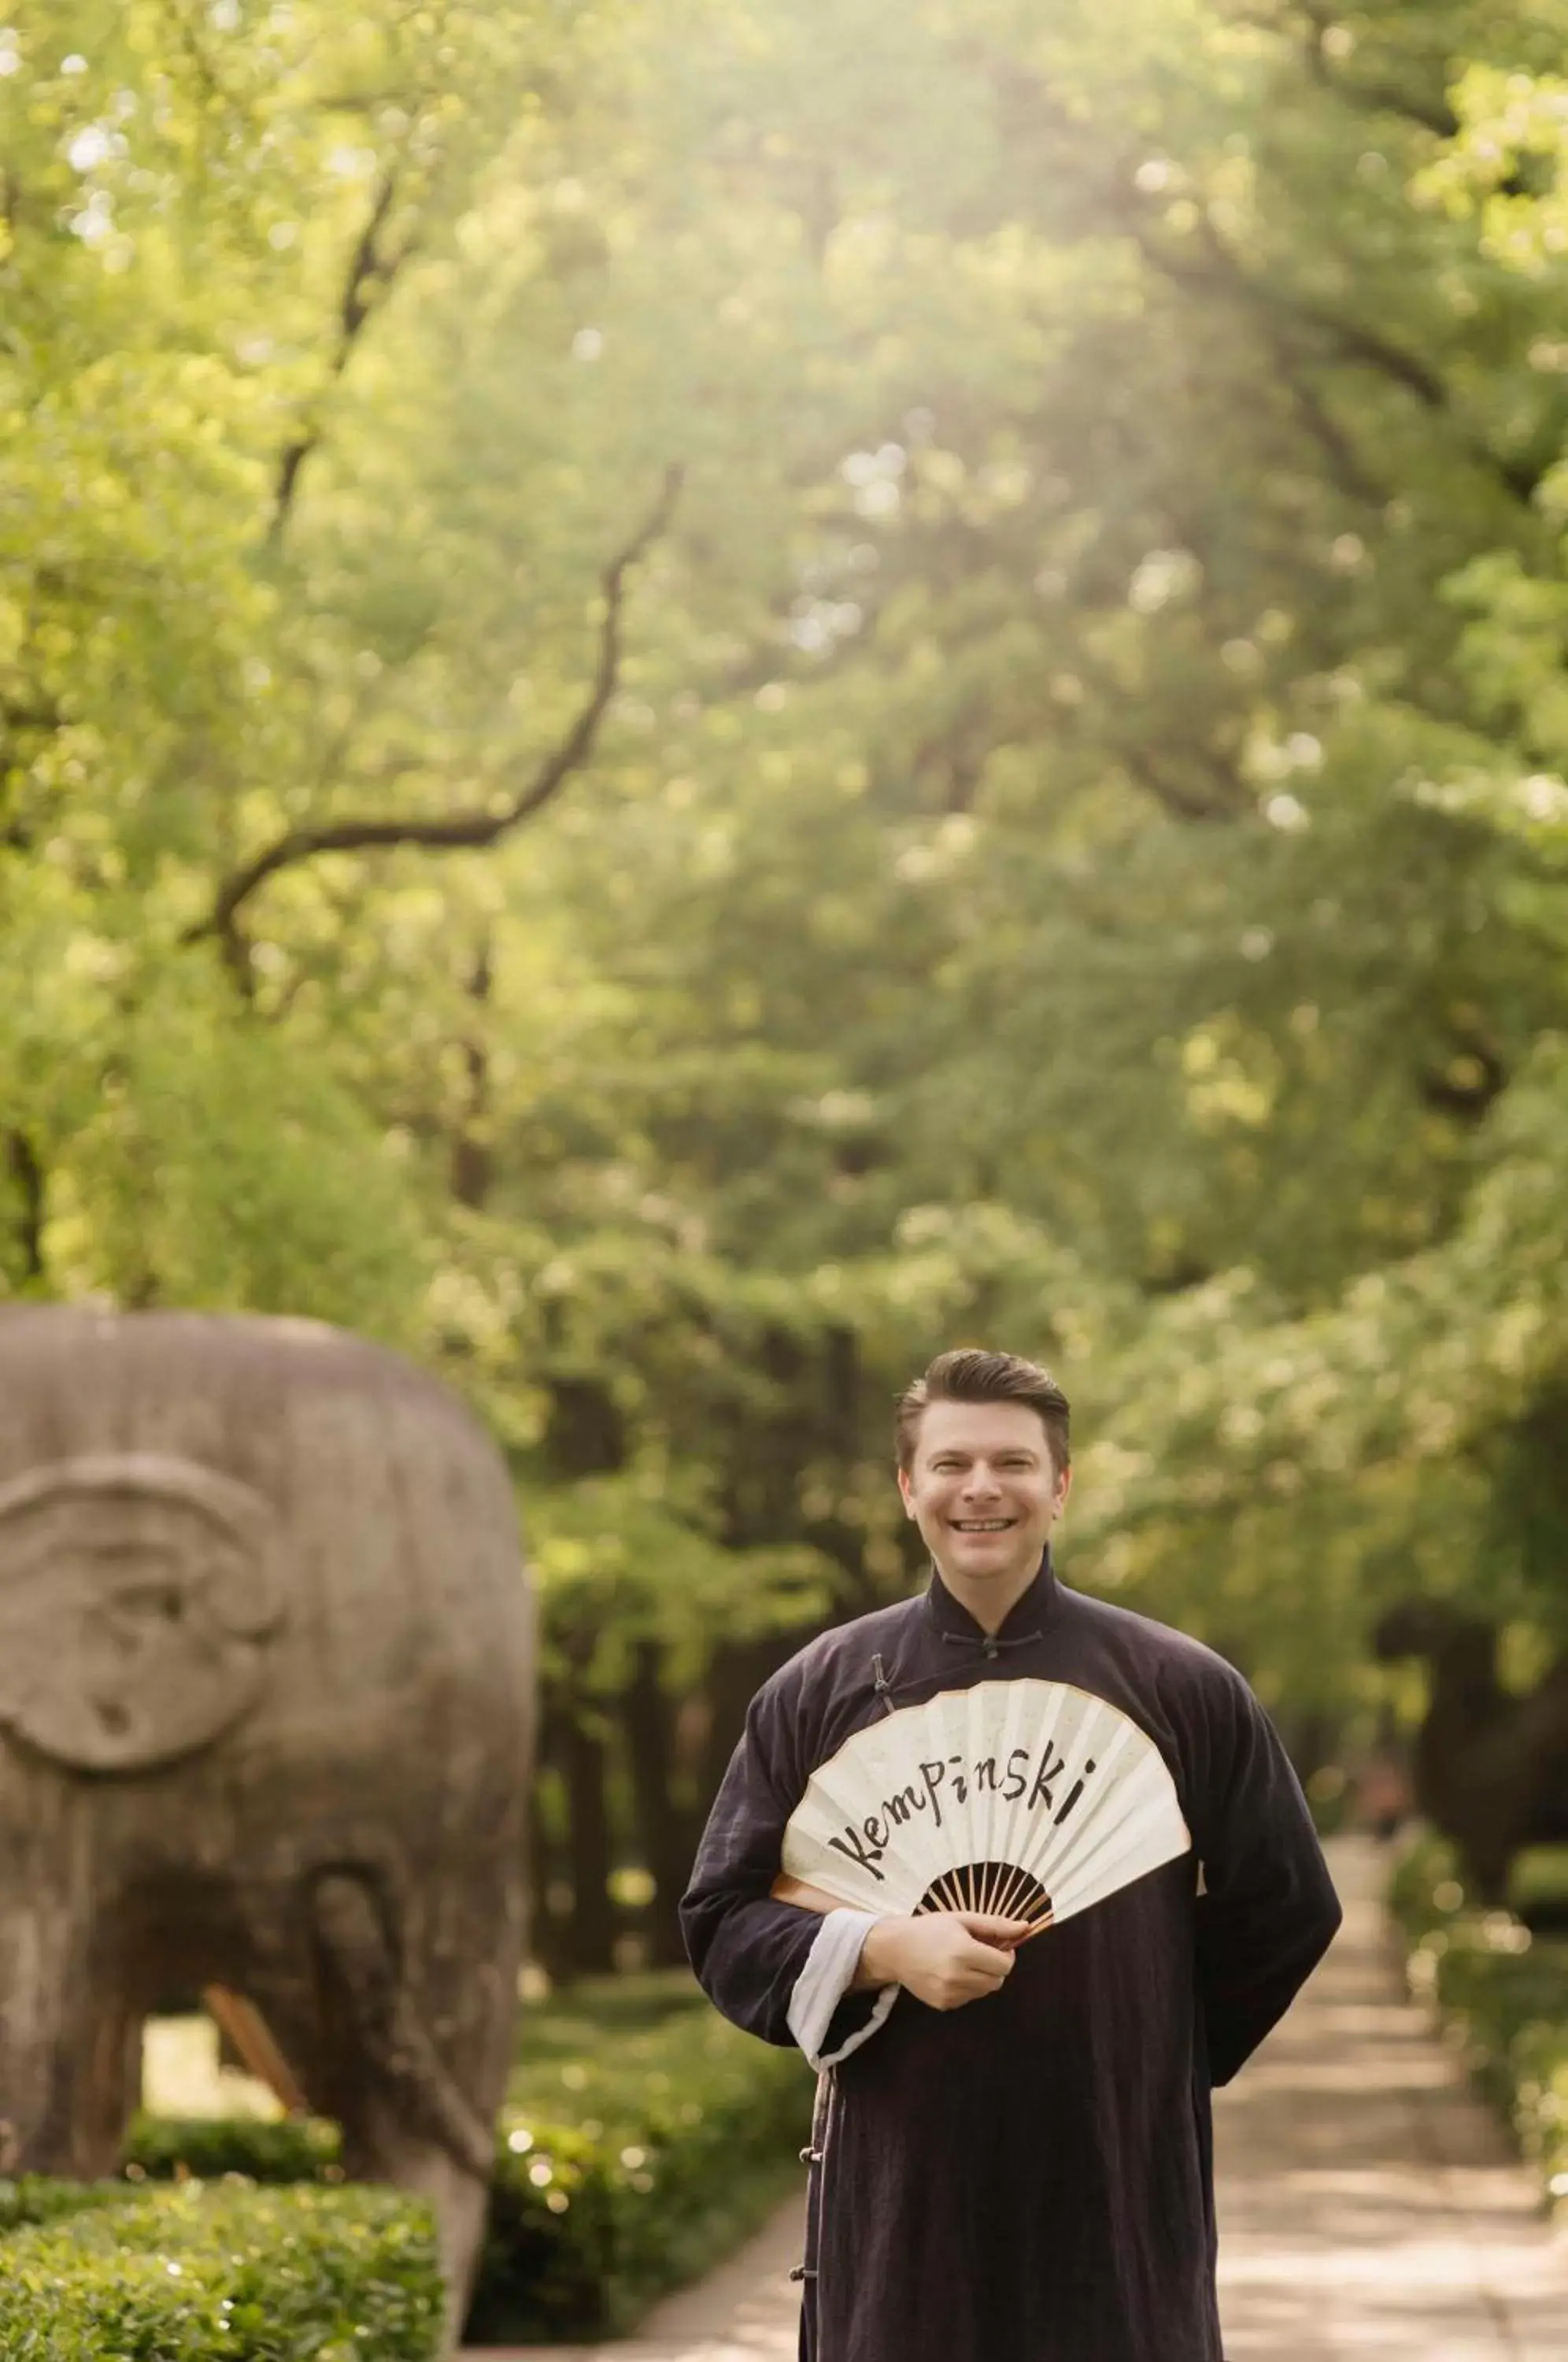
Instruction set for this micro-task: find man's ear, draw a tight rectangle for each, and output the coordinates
[897,1466,916,1518]
[1055,1464,1074,1514]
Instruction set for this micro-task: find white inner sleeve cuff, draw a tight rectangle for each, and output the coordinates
[786,1907,899,2071]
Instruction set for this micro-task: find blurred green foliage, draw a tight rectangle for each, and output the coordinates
[1389,1833,1568,2212]
[502,1967,723,2123]
[6,2,1568,1811]
[479,1990,812,2342]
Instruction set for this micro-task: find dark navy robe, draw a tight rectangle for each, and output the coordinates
[680,1555,1341,2362]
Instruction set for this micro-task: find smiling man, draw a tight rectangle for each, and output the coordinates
[681,1348,1341,2362]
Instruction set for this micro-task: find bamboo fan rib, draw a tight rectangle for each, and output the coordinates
[780,1679,1190,1936]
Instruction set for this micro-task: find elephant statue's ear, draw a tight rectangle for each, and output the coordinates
[0,1454,283,1772]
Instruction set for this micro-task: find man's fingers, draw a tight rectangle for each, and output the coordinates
[955,1958,1012,2002]
[887,1911,1037,2008]
[956,1912,1034,1947]
[953,1932,1017,1978]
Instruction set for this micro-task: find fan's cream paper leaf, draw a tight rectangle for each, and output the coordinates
[780,1679,1190,1927]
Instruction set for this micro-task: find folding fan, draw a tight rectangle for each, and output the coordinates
[775,1679,1190,1936]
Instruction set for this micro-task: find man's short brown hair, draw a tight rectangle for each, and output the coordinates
[895,1348,1071,1475]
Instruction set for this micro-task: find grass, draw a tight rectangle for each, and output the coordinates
[505,1968,771,2139]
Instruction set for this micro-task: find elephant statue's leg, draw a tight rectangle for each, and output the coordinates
[307,1871,506,2354]
[0,1916,65,2172]
[68,1979,143,2178]
[0,1863,141,2180]
[340,2097,493,2355]
[0,1976,139,2181]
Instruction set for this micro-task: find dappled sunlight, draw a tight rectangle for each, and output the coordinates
[141,2015,283,2123]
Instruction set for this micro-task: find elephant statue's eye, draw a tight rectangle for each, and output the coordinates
[0,1450,282,1774]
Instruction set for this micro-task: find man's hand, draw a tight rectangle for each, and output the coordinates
[853,1912,1028,2010]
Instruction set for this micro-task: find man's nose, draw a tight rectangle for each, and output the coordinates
[962,1464,1003,1499]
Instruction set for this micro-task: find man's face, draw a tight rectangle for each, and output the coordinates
[898,1399,1070,1593]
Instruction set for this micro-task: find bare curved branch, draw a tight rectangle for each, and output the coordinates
[187,465,683,962]
[272,168,409,537]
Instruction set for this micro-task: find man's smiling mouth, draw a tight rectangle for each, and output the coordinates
[949,1518,1015,1532]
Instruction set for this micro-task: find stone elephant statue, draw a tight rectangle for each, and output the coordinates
[0,1306,535,2350]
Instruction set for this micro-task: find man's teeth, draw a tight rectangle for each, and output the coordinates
[952,1519,1013,1531]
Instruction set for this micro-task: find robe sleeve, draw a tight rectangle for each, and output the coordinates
[680,1685,895,2066]
[1189,1665,1343,2087]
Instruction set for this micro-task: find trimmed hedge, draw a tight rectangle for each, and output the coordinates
[0,2181,442,2360]
[124,2114,343,2187]
[0,2179,133,2234]
[1389,1834,1568,2215]
[121,1987,815,2345]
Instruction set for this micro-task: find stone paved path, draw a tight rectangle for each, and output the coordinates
[1215,1837,1566,2360]
[468,1837,1568,2359]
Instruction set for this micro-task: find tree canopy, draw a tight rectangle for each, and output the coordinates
[7,0,1568,1934]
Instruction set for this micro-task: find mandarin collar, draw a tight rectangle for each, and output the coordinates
[924,1547,1057,1646]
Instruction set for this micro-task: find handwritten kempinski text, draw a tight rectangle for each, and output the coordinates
[825,1743,1100,1883]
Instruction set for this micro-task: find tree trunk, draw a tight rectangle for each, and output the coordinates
[695,1627,823,1808]
[449,937,494,1211]
[623,1644,702,1968]
[559,1700,617,1976]
[1381,1602,1568,1902]
[525,1758,573,1984]
[6,1129,44,1282]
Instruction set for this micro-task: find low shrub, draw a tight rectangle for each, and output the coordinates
[470,2027,812,2343]
[1510,1845,1568,1934]
[1389,1834,1568,2216]
[0,2177,131,2234]
[124,2112,343,2186]
[1387,1829,1466,1940]
[0,2181,441,2361]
